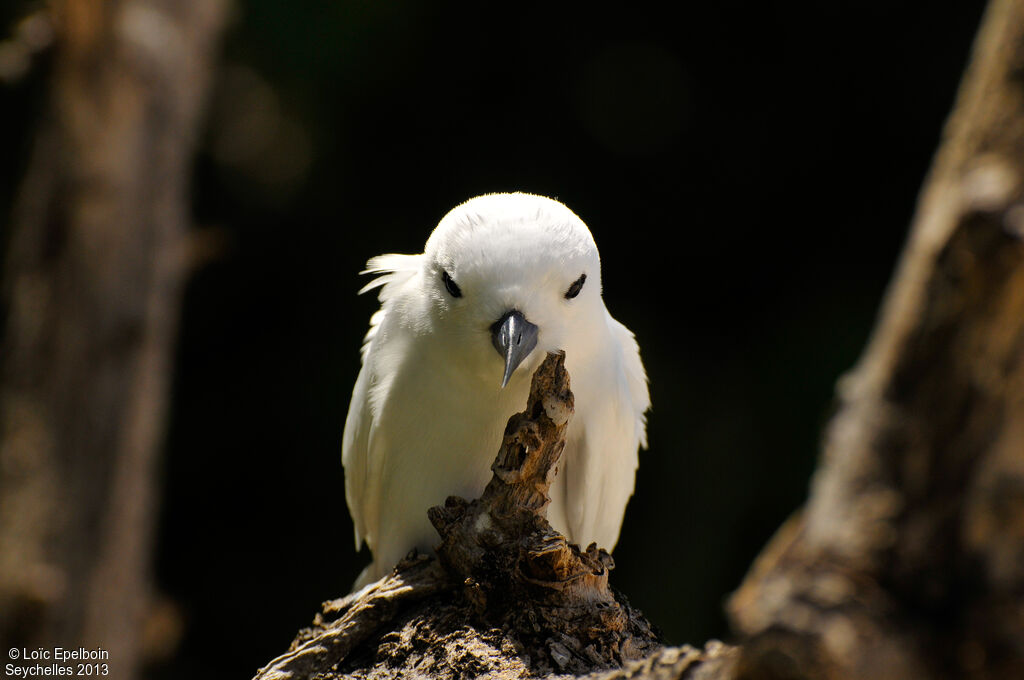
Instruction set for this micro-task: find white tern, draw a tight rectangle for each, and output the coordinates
[342,192,650,584]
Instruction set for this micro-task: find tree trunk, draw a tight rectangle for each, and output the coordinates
[0,1,226,677]
[728,0,1024,677]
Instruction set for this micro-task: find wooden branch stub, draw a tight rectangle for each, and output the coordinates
[252,353,722,679]
[487,349,574,511]
[427,352,660,674]
[428,353,618,604]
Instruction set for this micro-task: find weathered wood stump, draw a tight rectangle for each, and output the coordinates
[252,353,737,680]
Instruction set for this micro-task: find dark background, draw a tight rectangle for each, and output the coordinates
[0,2,987,677]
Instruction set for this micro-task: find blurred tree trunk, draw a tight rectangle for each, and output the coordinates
[729,0,1024,678]
[0,0,226,677]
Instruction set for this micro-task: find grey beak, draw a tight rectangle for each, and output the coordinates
[490,309,539,388]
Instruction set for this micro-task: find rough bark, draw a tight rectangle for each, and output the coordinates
[0,1,226,677]
[253,354,739,680]
[727,0,1024,678]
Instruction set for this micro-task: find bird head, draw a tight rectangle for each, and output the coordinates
[421,193,604,388]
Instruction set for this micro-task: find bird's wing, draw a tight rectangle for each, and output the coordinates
[342,253,421,550]
[565,314,650,550]
[610,315,650,450]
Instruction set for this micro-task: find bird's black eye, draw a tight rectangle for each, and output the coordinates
[565,273,587,299]
[442,270,462,298]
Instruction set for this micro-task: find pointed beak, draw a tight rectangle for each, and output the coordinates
[490,309,539,388]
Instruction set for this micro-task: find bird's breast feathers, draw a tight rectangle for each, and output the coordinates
[342,193,649,582]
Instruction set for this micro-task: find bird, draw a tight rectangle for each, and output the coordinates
[342,192,650,585]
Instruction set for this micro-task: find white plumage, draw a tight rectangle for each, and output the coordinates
[343,193,649,584]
